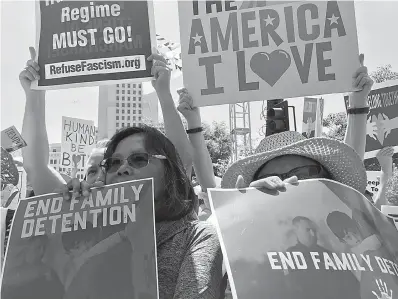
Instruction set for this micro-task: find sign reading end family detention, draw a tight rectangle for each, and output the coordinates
[178,1,360,107]
[32,0,156,90]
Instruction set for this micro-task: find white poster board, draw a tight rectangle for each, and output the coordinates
[178,1,360,107]
[60,117,96,179]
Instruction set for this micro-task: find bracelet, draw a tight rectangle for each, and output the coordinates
[347,107,370,115]
[186,127,203,134]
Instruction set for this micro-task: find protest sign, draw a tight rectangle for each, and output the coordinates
[178,1,359,107]
[365,80,398,159]
[302,97,317,138]
[366,171,380,200]
[1,126,27,153]
[209,179,398,299]
[61,117,96,179]
[381,205,398,231]
[32,1,156,90]
[0,178,158,299]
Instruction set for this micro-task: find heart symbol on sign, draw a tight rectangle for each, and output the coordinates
[250,50,291,86]
[72,154,81,166]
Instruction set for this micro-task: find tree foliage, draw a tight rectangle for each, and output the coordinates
[386,170,398,205]
[370,64,398,83]
[322,112,347,141]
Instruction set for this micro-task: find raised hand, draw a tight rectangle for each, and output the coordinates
[177,88,201,128]
[147,50,171,94]
[235,175,298,191]
[367,117,378,141]
[350,54,374,107]
[19,47,40,94]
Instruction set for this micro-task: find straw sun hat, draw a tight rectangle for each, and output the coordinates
[221,131,367,194]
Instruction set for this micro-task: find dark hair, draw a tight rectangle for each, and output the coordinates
[62,222,99,253]
[104,125,196,222]
[326,211,359,242]
[292,216,312,225]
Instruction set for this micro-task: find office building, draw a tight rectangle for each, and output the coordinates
[97,83,158,140]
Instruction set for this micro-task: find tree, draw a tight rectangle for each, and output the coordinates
[370,64,398,83]
[322,112,347,141]
[386,170,398,205]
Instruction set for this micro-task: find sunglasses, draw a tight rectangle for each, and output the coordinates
[100,153,166,173]
[257,164,329,181]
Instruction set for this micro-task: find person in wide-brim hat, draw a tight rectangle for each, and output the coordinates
[221,131,367,194]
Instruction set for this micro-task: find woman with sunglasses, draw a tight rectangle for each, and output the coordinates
[60,56,223,299]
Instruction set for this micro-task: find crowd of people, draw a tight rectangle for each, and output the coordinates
[0,45,396,299]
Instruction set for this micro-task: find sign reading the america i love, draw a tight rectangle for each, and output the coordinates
[178,1,360,107]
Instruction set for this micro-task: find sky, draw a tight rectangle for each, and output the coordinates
[1,1,398,146]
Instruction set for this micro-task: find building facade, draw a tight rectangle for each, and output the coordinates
[97,83,158,140]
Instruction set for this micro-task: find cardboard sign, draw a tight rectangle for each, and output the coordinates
[1,126,27,153]
[302,97,317,138]
[366,171,380,200]
[61,117,96,179]
[0,179,158,299]
[32,1,156,90]
[178,1,359,107]
[365,80,398,159]
[381,205,398,231]
[209,179,398,299]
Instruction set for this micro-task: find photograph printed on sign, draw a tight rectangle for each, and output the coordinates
[364,80,398,159]
[208,179,398,299]
[32,0,157,90]
[178,1,360,107]
[0,178,158,299]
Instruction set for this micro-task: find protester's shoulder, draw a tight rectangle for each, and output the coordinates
[185,219,220,246]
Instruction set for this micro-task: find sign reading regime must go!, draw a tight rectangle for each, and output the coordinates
[32,0,156,90]
[178,1,360,107]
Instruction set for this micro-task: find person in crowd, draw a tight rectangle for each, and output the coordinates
[221,55,373,198]
[284,216,360,299]
[327,210,398,299]
[19,47,193,197]
[373,146,395,209]
[56,54,223,299]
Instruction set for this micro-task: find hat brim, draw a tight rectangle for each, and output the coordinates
[221,137,366,193]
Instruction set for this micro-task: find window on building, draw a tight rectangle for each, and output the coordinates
[139,90,141,95]
[127,123,130,127]
[122,103,125,107]
[128,90,130,94]
[122,123,125,127]
[122,90,125,94]
[122,84,125,88]
[116,123,119,127]
[116,96,119,101]
[139,116,142,121]
[133,103,136,108]
[116,90,119,94]
[127,116,130,120]
[133,116,136,121]
[133,110,136,114]
[127,110,130,114]
[133,97,136,101]
[139,110,141,114]
[127,97,130,101]
[122,109,125,113]
[116,103,119,107]
[53,149,56,152]
[127,103,130,107]
[117,84,119,87]
[133,90,136,94]
[116,109,119,113]
[139,103,141,108]
[121,116,124,120]
[116,116,119,120]
[133,84,136,88]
